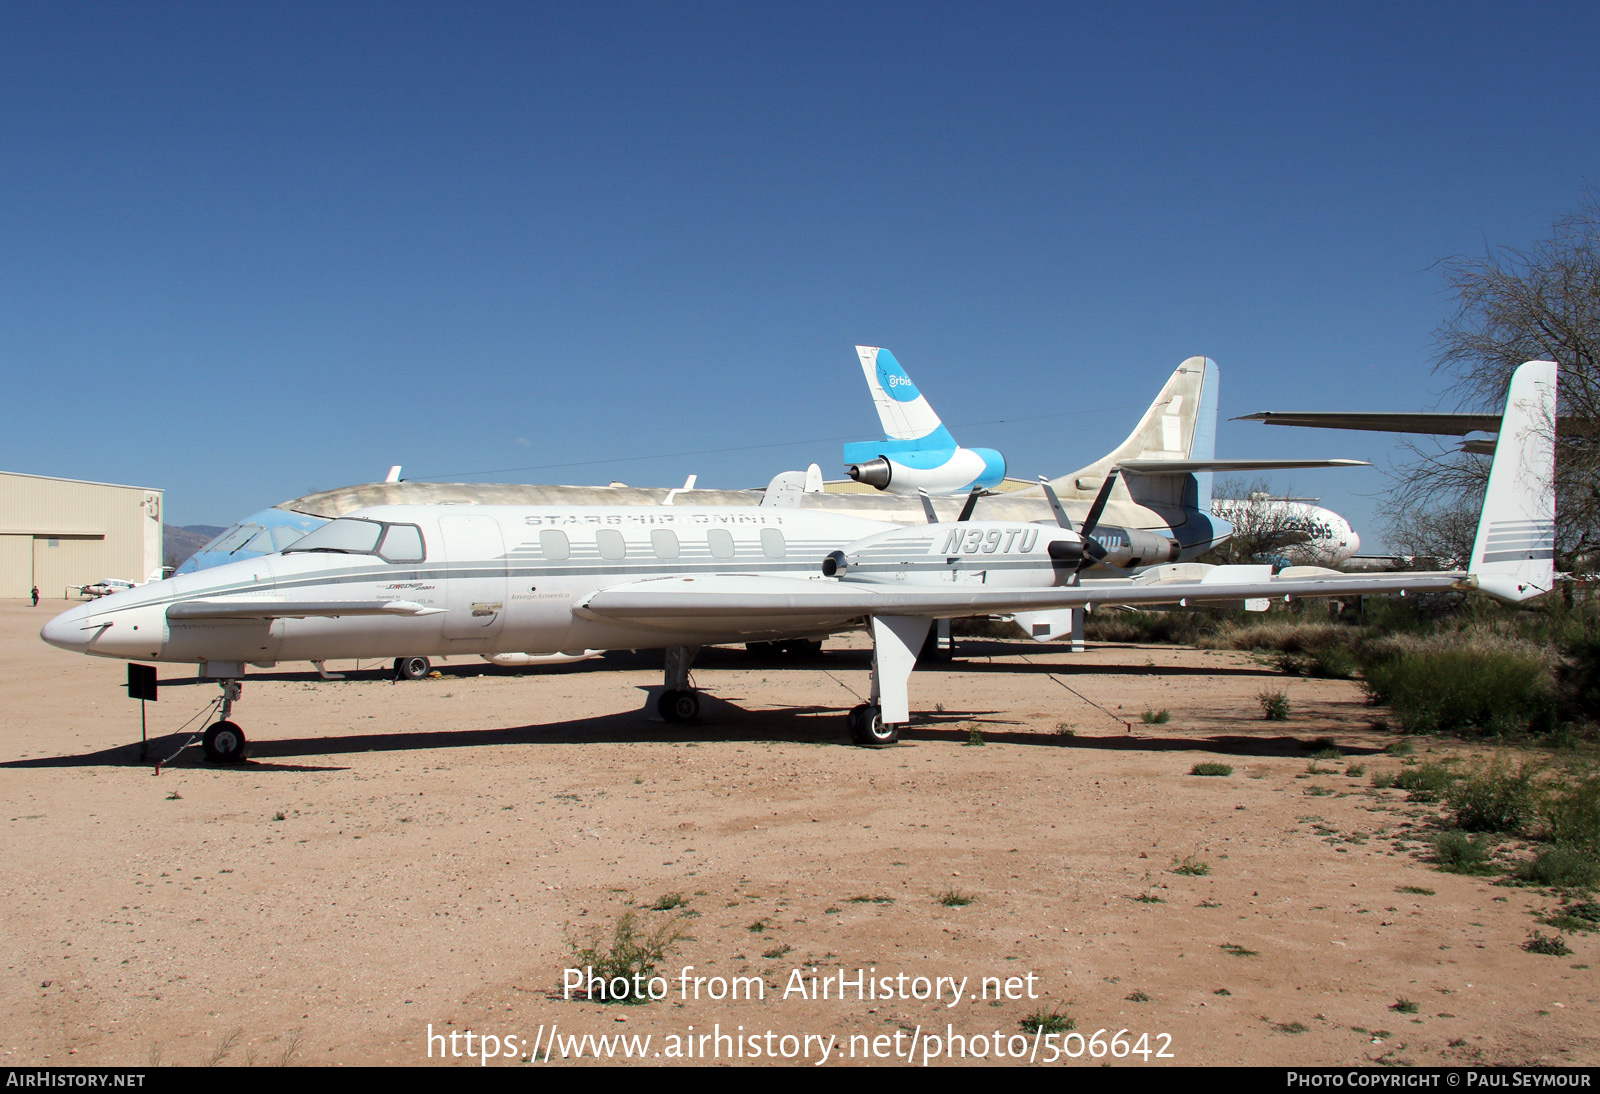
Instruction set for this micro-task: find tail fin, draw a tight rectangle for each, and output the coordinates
[1050,356,1219,513]
[856,346,956,449]
[1468,360,1557,601]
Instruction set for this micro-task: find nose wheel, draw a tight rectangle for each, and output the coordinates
[657,688,700,722]
[199,679,250,763]
[202,720,249,763]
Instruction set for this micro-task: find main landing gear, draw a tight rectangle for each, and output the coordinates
[848,702,897,746]
[845,615,932,748]
[394,656,431,680]
[201,679,249,763]
[656,646,701,723]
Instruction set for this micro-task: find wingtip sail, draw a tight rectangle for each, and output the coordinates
[1468,360,1558,602]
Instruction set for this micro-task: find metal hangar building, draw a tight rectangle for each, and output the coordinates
[0,471,164,600]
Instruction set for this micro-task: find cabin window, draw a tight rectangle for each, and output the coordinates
[539,529,571,561]
[707,529,735,560]
[760,528,786,559]
[596,529,627,561]
[651,529,680,559]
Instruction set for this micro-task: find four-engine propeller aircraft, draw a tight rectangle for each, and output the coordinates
[41,362,1556,761]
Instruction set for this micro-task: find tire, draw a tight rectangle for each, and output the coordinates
[848,703,897,747]
[395,656,431,680]
[202,720,248,764]
[657,689,700,722]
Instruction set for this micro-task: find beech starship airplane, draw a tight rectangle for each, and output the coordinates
[42,361,1556,762]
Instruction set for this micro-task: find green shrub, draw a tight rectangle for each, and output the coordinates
[1447,760,1540,834]
[1084,610,1208,645]
[1191,762,1234,777]
[1524,930,1572,956]
[1020,1007,1074,1034]
[1361,644,1556,736]
[566,911,684,1004]
[1141,708,1171,725]
[1545,900,1600,931]
[1431,830,1498,875]
[1258,689,1291,721]
[1541,776,1600,852]
[1276,646,1360,679]
[1517,847,1598,890]
[1393,763,1456,802]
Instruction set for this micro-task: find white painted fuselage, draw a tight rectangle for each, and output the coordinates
[42,505,893,669]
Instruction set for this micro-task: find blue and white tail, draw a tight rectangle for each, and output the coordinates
[855,346,958,449]
[844,347,1006,494]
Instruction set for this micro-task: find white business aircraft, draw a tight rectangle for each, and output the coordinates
[42,362,1556,762]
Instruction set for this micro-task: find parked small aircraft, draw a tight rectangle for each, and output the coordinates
[42,362,1556,762]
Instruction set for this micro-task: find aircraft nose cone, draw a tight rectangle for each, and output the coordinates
[1347,527,1362,556]
[40,602,94,652]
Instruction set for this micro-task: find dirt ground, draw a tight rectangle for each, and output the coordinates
[1,598,1593,1067]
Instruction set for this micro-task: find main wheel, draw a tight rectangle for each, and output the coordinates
[848,703,898,747]
[201,720,248,764]
[395,656,431,680]
[657,689,700,722]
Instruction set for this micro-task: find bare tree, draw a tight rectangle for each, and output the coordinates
[1385,492,1481,568]
[1392,195,1600,569]
[1207,477,1323,566]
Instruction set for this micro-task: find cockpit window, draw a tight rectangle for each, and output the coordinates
[378,523,425,563]
[201,524,261,555]
[284,518,426,563]
[269,525,308,551]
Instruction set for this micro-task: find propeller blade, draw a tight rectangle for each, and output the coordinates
[956,487,981,522]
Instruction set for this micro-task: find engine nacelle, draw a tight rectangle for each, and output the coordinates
[824,521,1083,587]
[1083,525,1182,569]
[843,445,1006,495]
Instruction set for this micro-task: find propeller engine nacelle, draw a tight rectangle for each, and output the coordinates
[844,445,1006,495]
[823,521,1083,587]
[1080,525,1182,570]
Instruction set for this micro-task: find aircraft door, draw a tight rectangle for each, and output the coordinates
[437,515,508,642]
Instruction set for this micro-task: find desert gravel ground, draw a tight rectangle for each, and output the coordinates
[1,598,1593,1067]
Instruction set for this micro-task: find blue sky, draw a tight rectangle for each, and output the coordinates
[2,2,1596,546]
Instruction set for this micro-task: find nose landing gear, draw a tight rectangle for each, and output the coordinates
[201,680,249,763]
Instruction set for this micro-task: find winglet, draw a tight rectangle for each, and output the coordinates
[1468,361,1558,601]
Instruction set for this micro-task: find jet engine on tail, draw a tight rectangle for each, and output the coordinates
[842,346,1006,494]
